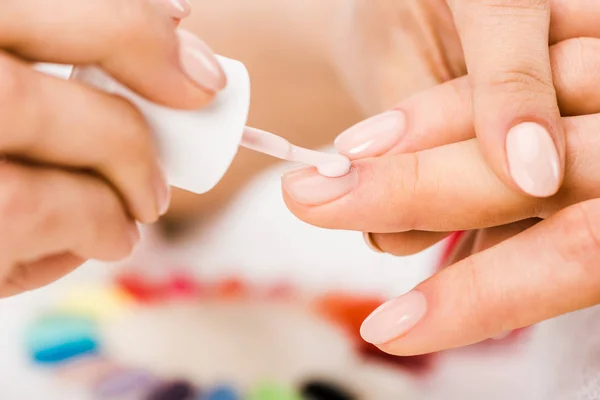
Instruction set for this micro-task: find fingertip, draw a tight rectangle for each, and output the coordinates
[360,291,428,347]
[176,29,227,93]
[505,122,562,197]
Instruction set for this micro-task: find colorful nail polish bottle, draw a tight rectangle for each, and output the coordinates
[248,382,302,400]
[147,380,197,400]
[200,385,239,400]
[26,314,99,364]
[93,369,157,399]
[300,380,356,400]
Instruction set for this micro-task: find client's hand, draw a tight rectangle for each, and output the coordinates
[335,0,600,197]
[282,37,600,354]
[0,0,226,297]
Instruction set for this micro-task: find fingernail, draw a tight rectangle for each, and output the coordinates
[506,122,561,197]
[363,232,383,253]
[176,29,227,92]
[281,167,357,206]
[334,111,406,159]
[360,291,427,345]
[154,169,171,216]
[157,0,191,19]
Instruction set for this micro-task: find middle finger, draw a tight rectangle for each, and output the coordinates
[283,113,600,233]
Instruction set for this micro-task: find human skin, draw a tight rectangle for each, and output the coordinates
[0,0,225,297]
[165,0,461,231]
[281,36,600,355]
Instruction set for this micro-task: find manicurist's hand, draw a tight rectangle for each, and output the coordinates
[0,0,227,297]
[282,37,600,355]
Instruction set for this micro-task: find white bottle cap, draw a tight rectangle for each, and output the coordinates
[70,56,251,194]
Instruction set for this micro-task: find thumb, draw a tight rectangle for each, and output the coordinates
[449,0,564,198]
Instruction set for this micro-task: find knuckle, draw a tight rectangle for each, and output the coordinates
[403,153,422,199]
[115,98,153,155]
[386,153,423,230]
[482,67,554,97]
[0,164,35,237]
[100,97,155,176]
[0,56,21,115]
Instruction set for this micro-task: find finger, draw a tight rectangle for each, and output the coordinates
[452,0,564,198]
[471,219,540,253]
[0,54,168,223]
[360,199,600,355]
[0,0,225,108]
[283,113,600,232]
[366,231,451,256]
[0,161,139,264]
[147,0,191,20]
[550,0,600,43]
[0,253,84,298]
[441,230,478,268]
[335,38,600,158]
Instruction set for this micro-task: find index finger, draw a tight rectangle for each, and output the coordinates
[360,198,600,355]
[0,0,225,108]
[282,114,600,233]
[449,0,564,198]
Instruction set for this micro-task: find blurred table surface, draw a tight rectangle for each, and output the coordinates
[0,157,439,399]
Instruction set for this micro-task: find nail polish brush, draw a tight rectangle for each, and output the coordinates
[68,58,351,195]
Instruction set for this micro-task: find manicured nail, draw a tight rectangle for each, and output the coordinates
[506,122,560,197]
[176,29,227,92]
[281,167,357,206]
[156,0,191,18]
[363,232,383,253]
[334,111,406,159]
[360,291,427,345]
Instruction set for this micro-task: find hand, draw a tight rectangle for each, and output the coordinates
[0,0,226,297]
[282,37,600,354]
[335,0,600,198]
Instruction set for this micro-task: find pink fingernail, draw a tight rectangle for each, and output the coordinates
[360,291,427,345]
[176,29,227,93]
[334,111,406,159]
[162,0,191,18]
[281,167,357,206]
[506,122,561,197]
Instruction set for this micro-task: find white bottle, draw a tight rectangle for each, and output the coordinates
[70,56,251,195]
[36,58,349,193]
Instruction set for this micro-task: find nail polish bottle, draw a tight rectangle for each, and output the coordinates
[70,56,251,195]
